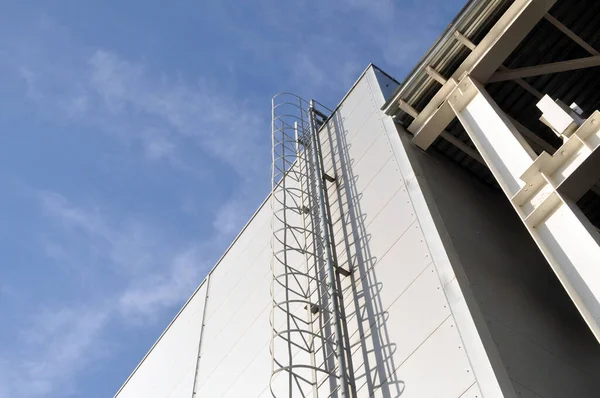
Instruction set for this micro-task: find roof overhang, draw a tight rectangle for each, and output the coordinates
[383,0,600,229]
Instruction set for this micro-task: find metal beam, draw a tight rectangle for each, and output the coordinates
[425,65,448,85]
[544,13,599,56]
[401,95,600,197]
[455,0,558,82]
[397,99,419,118]
[489,56,600,83]
[411,0,557,149]
[508,116,556,154]
[454,31,543,99]
[454,29,543,100]
[449,76,600,342]
[497,66,543,99]
[440,130,485,164]
[453,30,476,51]
[510,116,600,197]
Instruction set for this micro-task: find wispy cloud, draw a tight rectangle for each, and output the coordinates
[118,246,204,318]
[0,190,213,397]
[41,191,157,278]
[39,190,207,306]
[1,21,271,395]
[0,304,110,398]
[6,32,268,183]
[85,47,269,179]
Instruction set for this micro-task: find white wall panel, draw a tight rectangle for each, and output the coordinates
[320,68,483,397]
[459,383,482,398]
[199,250,271,350]
[485,316,596,397]
[194,307,271,397]
[373,317,476,398]
[116,65,500,398]
[413,142,600,397]
[340,221,431,306]
[203,213,270,321]
[115,282,207,398]
[222,345,272,398]
[350,264,454,396]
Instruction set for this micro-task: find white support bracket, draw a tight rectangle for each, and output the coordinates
[448,76,600,342]
[425,65,448,85]
[453,30,476,51]
[536,94,585,139]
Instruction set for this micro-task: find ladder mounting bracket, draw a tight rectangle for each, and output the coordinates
[335,266,352,277]
[323,173,336,183]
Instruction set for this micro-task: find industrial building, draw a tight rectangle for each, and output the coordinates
[114,0,600,397]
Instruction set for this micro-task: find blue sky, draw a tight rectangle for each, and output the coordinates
[0,1,465,396]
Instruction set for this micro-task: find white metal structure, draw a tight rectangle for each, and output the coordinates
[448,77,600,339]
[383,0,600,343]
[115,1,600,396]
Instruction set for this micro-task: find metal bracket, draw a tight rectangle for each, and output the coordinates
[313,108,328,121]
[323,173,336,183]
[335,266,352,277]
[297,136,310,147]
[304,303,320,314]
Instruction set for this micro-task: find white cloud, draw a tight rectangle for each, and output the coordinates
[41,191,110,238]
[2,27,272,394]
[39,190,205,289]
[1,305,110,398]
[84,49,268,179]
[0,190,214,397]
[12,45,269,183]
[118,246,205,318]
[19,66,44,101]
[140,128,177,161]
[40,191,152,277]
[212,196,251,238]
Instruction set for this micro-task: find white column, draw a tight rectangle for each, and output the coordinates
[448,77,600,342]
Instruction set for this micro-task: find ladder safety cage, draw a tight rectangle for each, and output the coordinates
[270,93,351,398]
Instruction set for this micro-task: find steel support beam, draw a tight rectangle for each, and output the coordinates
[410,0,557,150]
[455,31,543,99]
[440,130,485,164]
[457,0,557,81]
[489,55,600,83]
[448,77,600,342]
[510,116,600,197]
[544,13,599,56]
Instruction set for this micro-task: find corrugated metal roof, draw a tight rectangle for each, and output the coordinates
[390,0,600,229]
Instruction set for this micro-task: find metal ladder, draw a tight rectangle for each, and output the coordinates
[270,94,351,398]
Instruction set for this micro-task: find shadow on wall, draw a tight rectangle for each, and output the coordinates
[324,112,405,397]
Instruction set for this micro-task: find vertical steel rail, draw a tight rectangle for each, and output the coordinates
[308,100,349,398]
[296,119,321,398]
[190,274,211,397]
[281,120,294,398]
